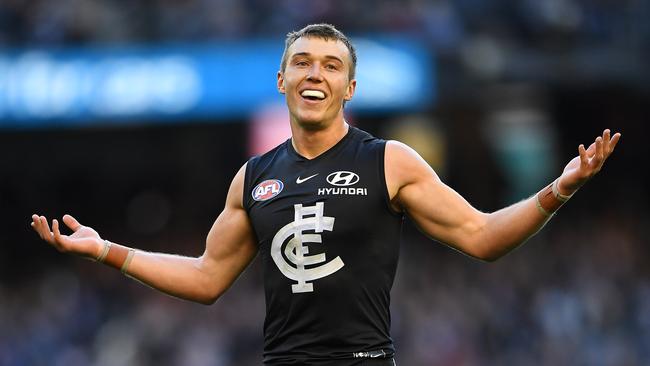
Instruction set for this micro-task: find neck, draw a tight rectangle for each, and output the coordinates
[290,119,349,160]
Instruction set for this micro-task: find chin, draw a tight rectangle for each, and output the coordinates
[293,112,329,129]
[296,119,327,131]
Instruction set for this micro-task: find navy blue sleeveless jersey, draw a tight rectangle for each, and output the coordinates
[243,127,403,365]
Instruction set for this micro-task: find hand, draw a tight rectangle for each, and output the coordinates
[31,214,103,260]
[557,129,621,195]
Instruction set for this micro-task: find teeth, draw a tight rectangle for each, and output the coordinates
[301,90,325,99]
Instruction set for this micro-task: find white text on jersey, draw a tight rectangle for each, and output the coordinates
[318,187,368,196]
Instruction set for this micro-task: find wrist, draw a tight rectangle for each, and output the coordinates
[535,179,575,217]
[96,240,136,274]
[82,238,106,261]
[552,179,575,202]
[555,178,578,197]
[95,239,110,261]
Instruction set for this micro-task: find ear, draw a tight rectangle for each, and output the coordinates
[277,71,286,94]
[343,79,356,101]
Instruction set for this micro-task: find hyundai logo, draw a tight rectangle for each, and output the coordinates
[326,171,360,186]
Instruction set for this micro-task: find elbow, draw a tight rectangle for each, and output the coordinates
[194,273,226,305]
[470,241,509,263]
[464,214,504,262]
[476,252,502,263]
[471,240,526,263]
[198,296,218,306]
[201,282,229,305]
[196,298,213,306]
[192,256,226,305]
[197,289,224,305]
[464,240,502,262]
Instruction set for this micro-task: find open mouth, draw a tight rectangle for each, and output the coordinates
[301,89,326,102]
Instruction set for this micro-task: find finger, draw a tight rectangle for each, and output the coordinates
[608,132,621,154]
[52,219,66,248]
[31,214,40,230]
[594,136,604,167]
[585,141,597,156]
[32,215,46,239]
[578,144,588,167]
[31,214,42,235]
[63,214,82,232]
[39,216,54,243]
[603,129,611,156]
[35,215,47,239]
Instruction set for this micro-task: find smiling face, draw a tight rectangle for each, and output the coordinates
[277,36,356,130]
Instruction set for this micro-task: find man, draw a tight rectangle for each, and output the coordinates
[31,24,620,365]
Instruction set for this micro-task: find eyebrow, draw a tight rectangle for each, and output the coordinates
[291,52,344,64]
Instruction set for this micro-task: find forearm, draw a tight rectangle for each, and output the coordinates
[99,241,218,304]
[477,197,550,260]
[476,180,570,261]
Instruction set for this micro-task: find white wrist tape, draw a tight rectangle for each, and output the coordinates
[552,179,574,203]
[96,240,111,262]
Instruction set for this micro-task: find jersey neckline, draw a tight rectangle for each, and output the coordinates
[285,126,359,163]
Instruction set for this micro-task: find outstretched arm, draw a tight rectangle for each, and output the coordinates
[386,129,621,261]
[31,164,258,304]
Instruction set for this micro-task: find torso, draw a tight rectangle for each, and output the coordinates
[244,127,403,364]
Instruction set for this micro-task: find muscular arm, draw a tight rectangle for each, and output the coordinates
[31,164,258,305]
[385,130,620,261]
[124,164,257,303]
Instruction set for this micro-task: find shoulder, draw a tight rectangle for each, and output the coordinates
[385,140,433,178]
[224,162,248,209]
[385,140,440,202]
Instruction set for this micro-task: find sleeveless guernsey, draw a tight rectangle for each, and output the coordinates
[244,127,403,365]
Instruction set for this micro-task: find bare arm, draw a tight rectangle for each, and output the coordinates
[385,129,621,261]
[31,164,258,304]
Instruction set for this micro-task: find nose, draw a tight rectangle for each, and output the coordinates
[306,63,323,82]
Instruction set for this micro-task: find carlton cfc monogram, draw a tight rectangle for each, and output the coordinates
[271,202,344,293]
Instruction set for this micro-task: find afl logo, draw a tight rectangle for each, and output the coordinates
[326,171,359,186]
[252,179,284,201]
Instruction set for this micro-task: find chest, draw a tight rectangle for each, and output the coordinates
[247,156,386,244]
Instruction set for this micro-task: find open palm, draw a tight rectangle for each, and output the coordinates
[31,214,102,259]
[557,129,621,194]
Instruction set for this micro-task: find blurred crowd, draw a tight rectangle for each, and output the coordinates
[1,0,648,51]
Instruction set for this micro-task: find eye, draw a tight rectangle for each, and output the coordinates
[325,64,338,71]
[295,60,309,67]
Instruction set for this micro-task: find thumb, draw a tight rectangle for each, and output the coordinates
[62,214,82,232]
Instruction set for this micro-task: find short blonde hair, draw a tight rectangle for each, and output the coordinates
[280,23,357,81]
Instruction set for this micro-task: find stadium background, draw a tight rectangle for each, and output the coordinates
[1,1,649,365]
